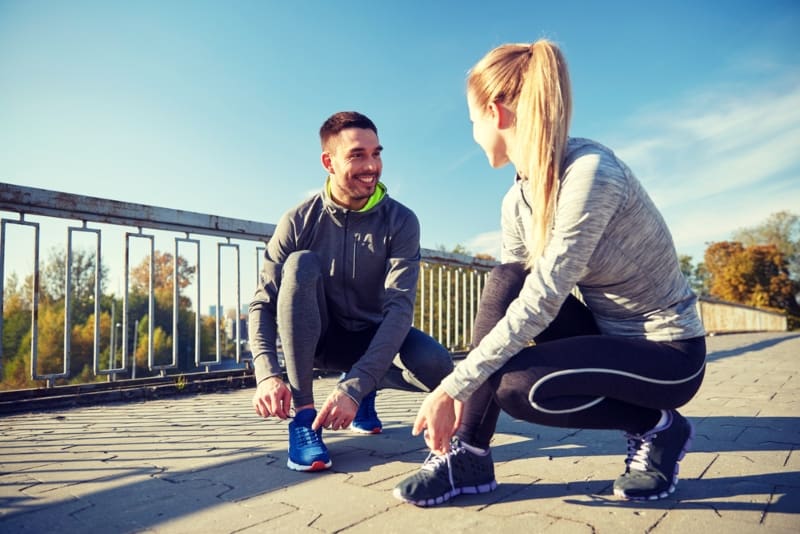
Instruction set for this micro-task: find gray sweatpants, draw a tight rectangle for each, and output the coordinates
[277,251,453,408]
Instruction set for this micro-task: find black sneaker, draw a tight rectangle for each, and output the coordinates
[613,410,693,500]
[393,438,497,507]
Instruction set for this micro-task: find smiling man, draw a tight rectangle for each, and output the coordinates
[248,111,452,472]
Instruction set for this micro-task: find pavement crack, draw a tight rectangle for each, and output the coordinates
[67,500,96,520]
[214,482,236,500]
[696,453,719,479]
[643,508,671,533]
[305,511,326,531]
[543,514,597,534]
[760,486,777,524]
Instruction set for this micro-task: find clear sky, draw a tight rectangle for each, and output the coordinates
[1,0,799,265]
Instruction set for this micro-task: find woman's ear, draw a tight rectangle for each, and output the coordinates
[491,102,515,130]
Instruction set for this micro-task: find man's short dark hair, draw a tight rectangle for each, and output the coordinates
[319,111,378,150]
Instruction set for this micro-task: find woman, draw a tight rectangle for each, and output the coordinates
[393,39,706,506]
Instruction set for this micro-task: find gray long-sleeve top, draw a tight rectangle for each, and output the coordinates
[248,182,421,404]
[440,138,706,401]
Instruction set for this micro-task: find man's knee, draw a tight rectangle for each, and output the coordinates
[282,251,322,286]
[399,331,453,384]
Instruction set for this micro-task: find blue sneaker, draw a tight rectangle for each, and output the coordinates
[287,408,332,472]
[350,390,382,434]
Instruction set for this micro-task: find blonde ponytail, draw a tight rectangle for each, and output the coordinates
[467,39,572,268]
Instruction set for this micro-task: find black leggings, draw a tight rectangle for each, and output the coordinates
[457,263,706,449]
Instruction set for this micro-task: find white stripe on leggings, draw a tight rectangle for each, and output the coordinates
[527,364,706,415]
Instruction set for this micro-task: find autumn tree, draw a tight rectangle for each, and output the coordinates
[128,251,205,371]
[2,273,30,365]
[733,211,800,280]
[41,247,108,325]
[704,241,799,313]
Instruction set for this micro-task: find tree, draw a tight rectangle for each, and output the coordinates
[704,241,799,312]
[41,247,108,324]
[2,273,30,364]
[129,251,200,371]
[678,254,710,296]
[733,211,800,280]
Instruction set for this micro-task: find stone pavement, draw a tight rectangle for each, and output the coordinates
[1,332,798,533]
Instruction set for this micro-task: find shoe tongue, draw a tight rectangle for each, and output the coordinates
[294,408,317,425]
[422,453,448,471]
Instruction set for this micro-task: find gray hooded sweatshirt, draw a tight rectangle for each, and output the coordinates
[248,182,420,403]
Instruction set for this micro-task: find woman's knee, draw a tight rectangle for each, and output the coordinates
[489,368,538,420]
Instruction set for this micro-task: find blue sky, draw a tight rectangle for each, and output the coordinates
[2,0,799,265]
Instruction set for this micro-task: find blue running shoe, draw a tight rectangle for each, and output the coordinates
[287,408,332,472]
[350,390,382,434]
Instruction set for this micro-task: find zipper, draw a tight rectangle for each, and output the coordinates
[341,211,351,312]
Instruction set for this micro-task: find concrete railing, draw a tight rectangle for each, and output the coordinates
[697,296,788,334]
[0,182,494,391]
[5,181,787,395]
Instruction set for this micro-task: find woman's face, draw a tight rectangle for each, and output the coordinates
[468,91,511,169]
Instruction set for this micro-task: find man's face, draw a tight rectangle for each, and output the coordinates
[322,128,383,210]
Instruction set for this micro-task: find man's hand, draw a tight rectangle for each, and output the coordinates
[312,389,358,431]
[252,376,292,419]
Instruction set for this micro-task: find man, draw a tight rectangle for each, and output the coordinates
[248,111,453,472]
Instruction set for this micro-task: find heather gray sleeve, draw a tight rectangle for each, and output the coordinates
[500,181,529,264]
[441,152,625,401]
[248,213,294,384]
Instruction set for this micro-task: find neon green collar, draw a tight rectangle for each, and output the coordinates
[326,178,386,212]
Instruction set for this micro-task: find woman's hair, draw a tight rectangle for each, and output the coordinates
[467,39,572,267]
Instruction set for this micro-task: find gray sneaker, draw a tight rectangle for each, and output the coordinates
[393,438,497,507]
[613,410,693,500]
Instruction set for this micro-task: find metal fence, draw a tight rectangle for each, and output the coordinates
[0,182,495,391]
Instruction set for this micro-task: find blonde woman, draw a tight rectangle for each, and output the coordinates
[394,40,706,505]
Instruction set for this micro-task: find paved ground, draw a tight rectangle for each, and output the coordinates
[1,332,798,533]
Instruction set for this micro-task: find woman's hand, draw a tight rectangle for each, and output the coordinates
[412,386,463,455]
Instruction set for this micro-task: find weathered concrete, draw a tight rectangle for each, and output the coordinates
[1,332,798,533]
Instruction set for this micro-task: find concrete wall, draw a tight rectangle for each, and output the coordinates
[697,297,788,334]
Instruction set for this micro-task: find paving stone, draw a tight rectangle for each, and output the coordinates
[0,332,798,533]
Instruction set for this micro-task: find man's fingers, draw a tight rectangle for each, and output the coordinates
[253,395,268,418]
[275,391,291,419]
[312,400,331,431]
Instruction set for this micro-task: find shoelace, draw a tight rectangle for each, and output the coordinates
[624,432,655,472]
[292,424,322,447]
[420,441,464,489]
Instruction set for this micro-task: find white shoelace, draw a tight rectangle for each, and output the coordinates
[627,433,655,472]
[421,443,462,489]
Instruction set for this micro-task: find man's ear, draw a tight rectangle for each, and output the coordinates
[321,152,334,173]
